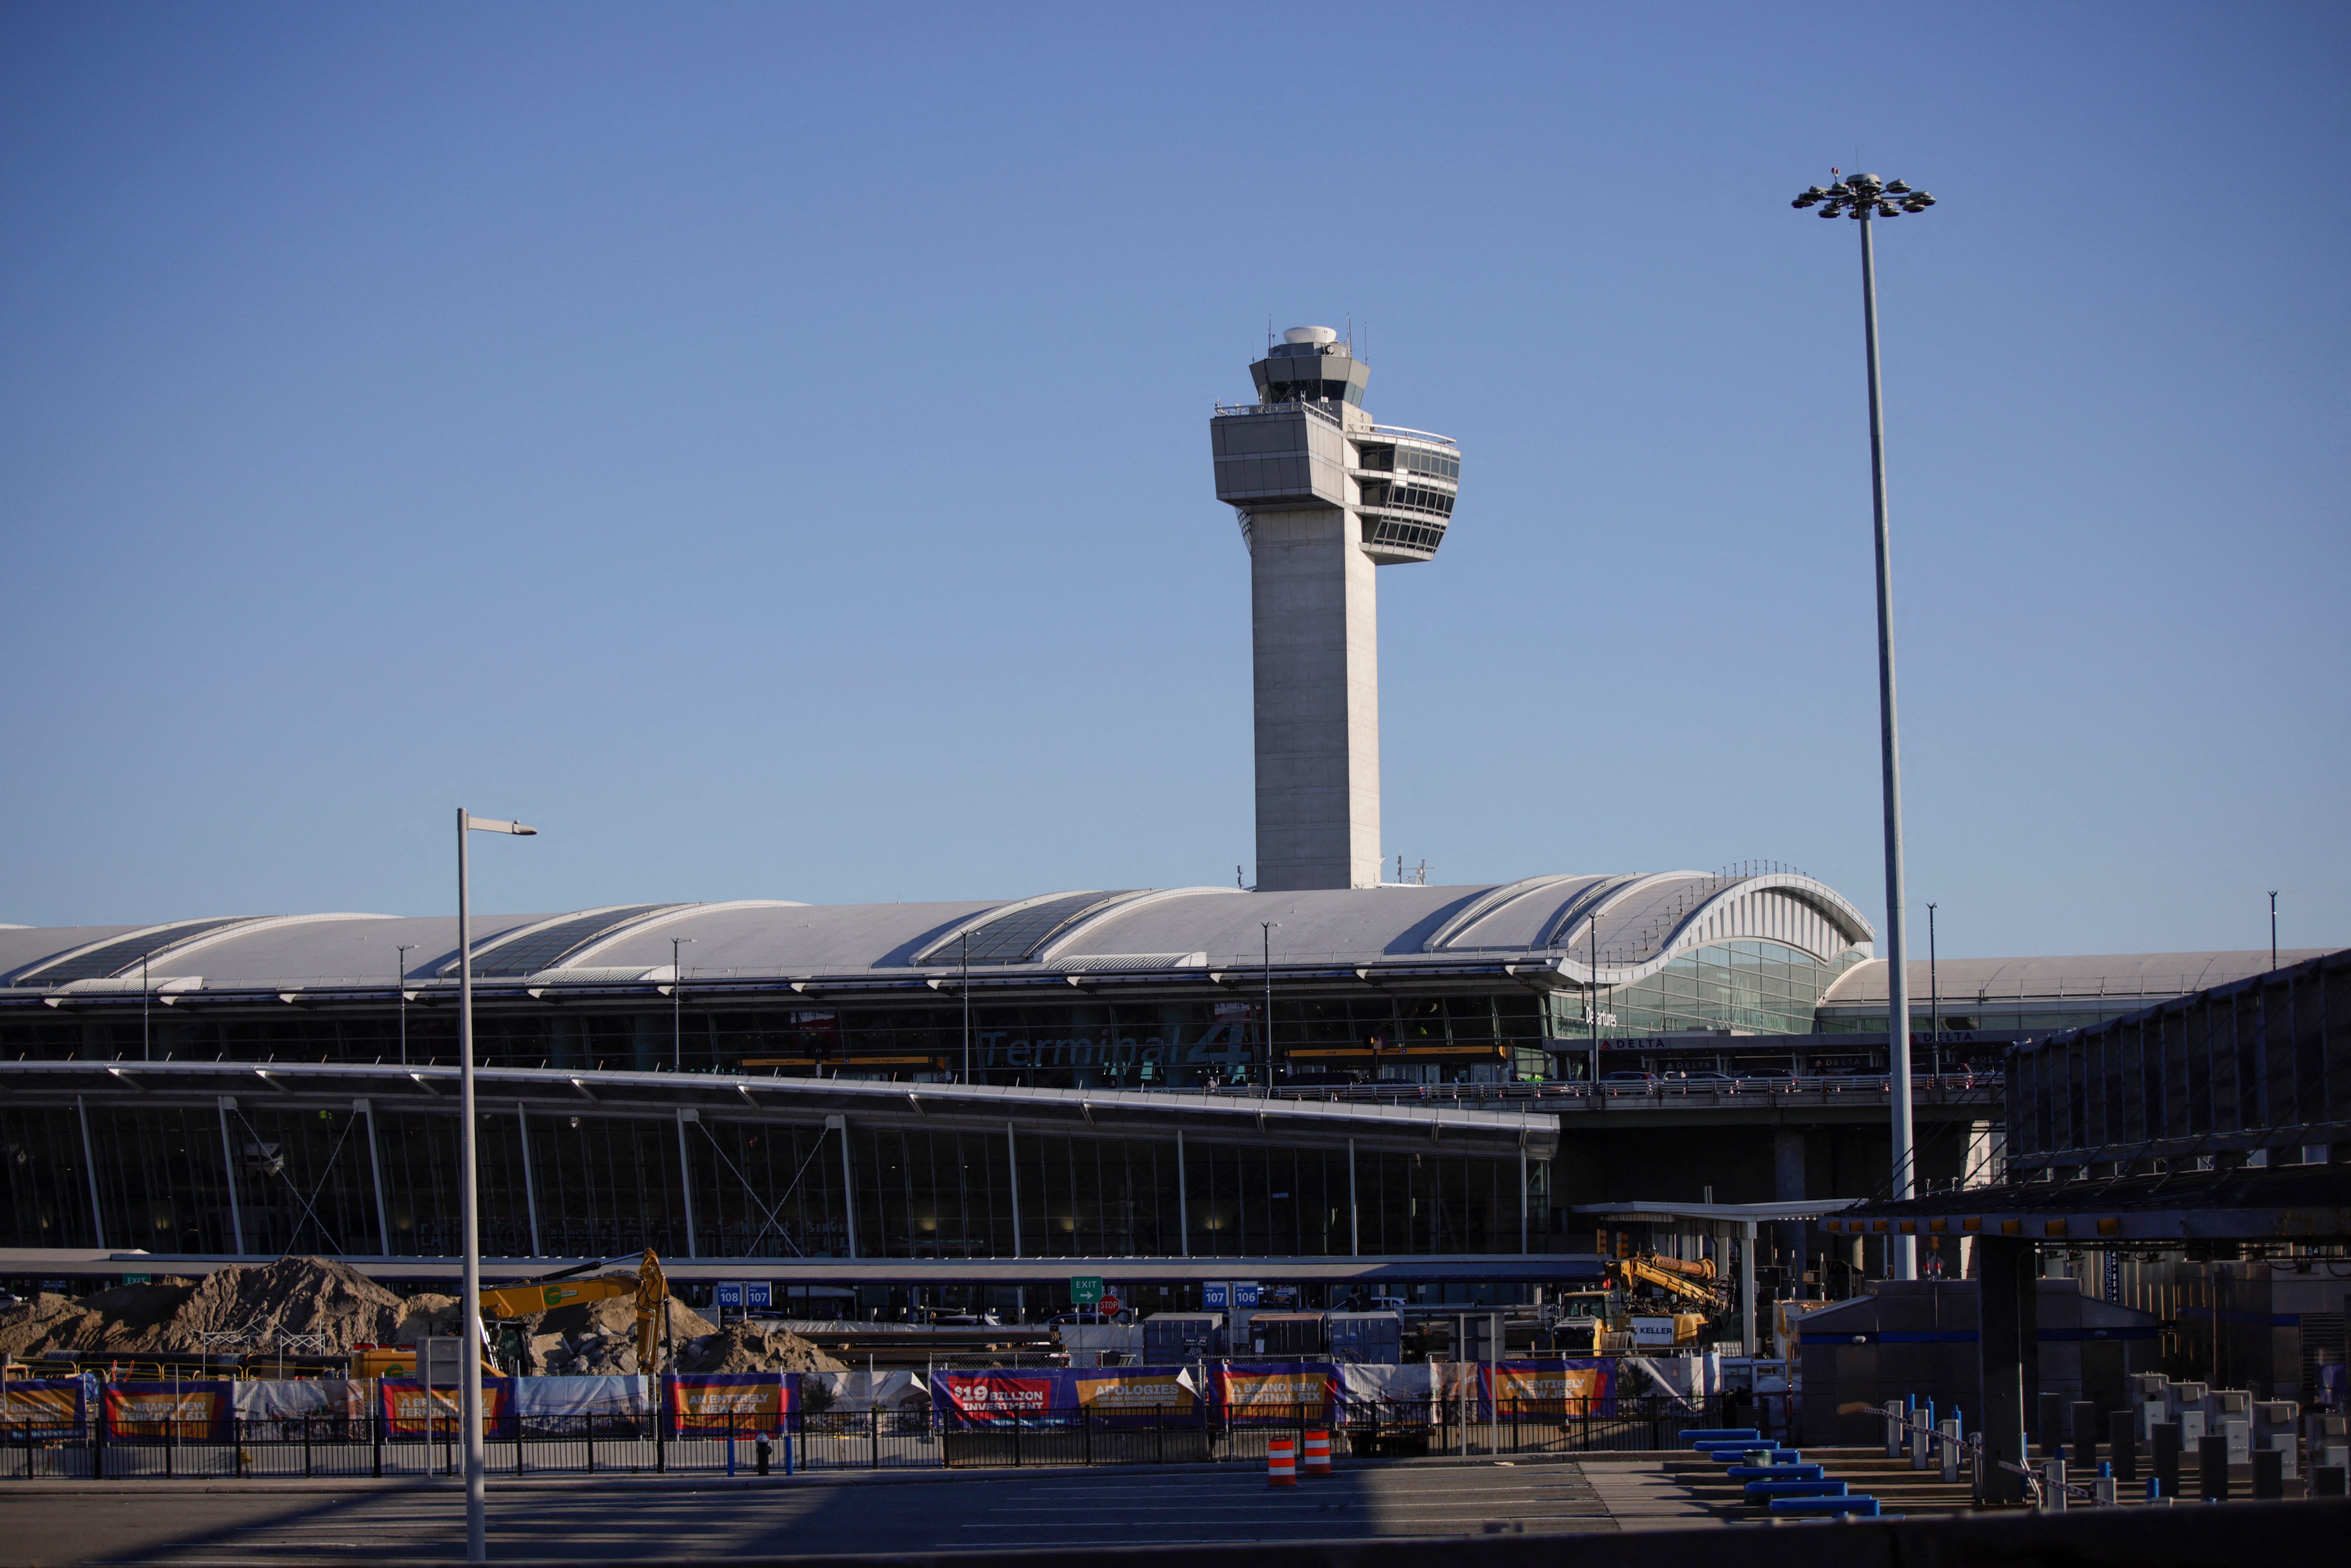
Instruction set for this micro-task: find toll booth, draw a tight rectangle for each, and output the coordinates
[1328,1311,1403,1365]
[1249,1313,1326,1358]
[1143,1312,1222,1363]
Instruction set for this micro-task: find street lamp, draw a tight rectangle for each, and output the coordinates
[2269,890,2279,972]
[1792,169,1937,1278]
[1259,922,1279,1097]
[455,807,536,1564]
[671,937,696,1071]
[960,930,972,1086]
[395,945,417,1067]
[1926,903,1940,1084]
[141,953,152,1063]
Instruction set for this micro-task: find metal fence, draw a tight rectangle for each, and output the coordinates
[5,1396,1731,1479]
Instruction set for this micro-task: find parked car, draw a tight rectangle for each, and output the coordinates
[1667,1071,1738,1090]
[1048,1310,1127,1326]
[1600,1071,1658,1092]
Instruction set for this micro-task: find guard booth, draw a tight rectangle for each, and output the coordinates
[1143,1313,1222,1363]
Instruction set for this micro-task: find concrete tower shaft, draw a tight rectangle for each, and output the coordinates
[1210,326,1461,891]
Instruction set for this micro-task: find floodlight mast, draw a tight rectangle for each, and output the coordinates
[455,808,536,1562]
[1790,171,1936,1279]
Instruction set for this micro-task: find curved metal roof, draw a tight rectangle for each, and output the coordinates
[0,870,1876,997]
[1821,949,2340,1009]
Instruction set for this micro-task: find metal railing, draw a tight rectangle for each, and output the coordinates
[5,1396,1730,1480]
[1218,1073,2003,1105]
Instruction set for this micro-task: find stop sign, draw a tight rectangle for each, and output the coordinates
[1099,1294,1122,1316]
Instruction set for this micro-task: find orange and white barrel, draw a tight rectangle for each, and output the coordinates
[1266,1436,1297,1487]
[1301,1430,1331,1477]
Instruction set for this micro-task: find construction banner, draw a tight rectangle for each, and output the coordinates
[378,1376,515,1437]
[514,1374,650,1422]
[234,1379,369,1422]
[103,1381,235,1441]
[931,1371,1061,1428]
[663,1373,791,1435]
[1071,1367,1198,1422]
[1480,1359,1615,1418]
[0,1378,87,1437]
[1209,1362,1338,1425]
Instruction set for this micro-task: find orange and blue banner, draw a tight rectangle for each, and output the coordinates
[103,1381,234,1441]
[1210,1362,1338,1425]
[1480,1359,1615,1418]
[378,1376,515,1436]
[663,1373,793,1435]
[1,1378,87,1437]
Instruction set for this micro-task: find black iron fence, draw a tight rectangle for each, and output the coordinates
[4,1396,1735,1479]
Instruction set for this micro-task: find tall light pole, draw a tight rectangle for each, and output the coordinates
[456,807,535,1564]
[1926,902,1940,1085]
[671,936,696,1071]
[960,931,972,1085]
[1793,170,1936,1277]
[2269,890,2279,972]
[1260,922,1279,1097]
[141,953,152,1063]
[395,944,417,1067]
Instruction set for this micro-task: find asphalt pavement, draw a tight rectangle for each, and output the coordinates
[5,1461,1621,1563]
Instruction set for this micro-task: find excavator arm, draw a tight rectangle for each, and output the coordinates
[633,1248,668,1374]
[1610,1254,1721,1307]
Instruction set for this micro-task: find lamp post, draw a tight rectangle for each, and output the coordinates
[141,953,152,1062]
[1792,170,1936,1278]
[456,807,536,1564]
[395,945,417,1067]
[1260,922,1279,1097]
[671,937,696,1071]
[2269,890,2279,972]
[1926,902,1940,1085]
[960,931,972,1085]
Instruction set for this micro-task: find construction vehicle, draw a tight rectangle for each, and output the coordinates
[480,1248,671,1373]
[1608,1253,1722,1308]
[352,1249,671,1379]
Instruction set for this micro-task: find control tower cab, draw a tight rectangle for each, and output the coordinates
[1210,327,1462,891]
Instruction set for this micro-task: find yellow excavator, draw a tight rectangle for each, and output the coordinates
[351,1249,669,1379]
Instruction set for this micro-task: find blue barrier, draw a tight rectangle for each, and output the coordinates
[1679,1427,1761,1443]
[1769,1495,1880,1516]
[1746,1478,1845,1499]
[1729,1464,1825,1482]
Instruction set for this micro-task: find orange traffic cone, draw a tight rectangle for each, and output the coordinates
[1267,1436,1297,1487]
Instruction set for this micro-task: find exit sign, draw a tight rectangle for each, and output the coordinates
[1069,1276,1104,1304]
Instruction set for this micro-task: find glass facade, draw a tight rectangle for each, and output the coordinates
[0,1102,1531,1259]
[1546,941,1861,1041]
[0,989,1558,1090]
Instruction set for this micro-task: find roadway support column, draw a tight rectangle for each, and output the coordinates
[356,1098,391,1255]
[1176,1130,1189,1258]
[827,1115,856,1260]
[518,1103,542,1256]
[1347,1138,1358,1257]
[76,1095,106,1249]
[1741,1220,1758,1356]
[217,1096,247,1255]
[1518,1147,1529,1255]
[676,1109,700,1258]
[1977,1235,2031,1504]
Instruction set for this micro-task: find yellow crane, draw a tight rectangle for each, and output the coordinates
[1609,1253,1721,1308]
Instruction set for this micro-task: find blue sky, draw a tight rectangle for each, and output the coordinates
[3,2,2344,959]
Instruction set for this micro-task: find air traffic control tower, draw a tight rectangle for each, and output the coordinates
[1211,326,1461,891]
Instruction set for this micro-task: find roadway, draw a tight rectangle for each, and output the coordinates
[6,1461,1626,1562]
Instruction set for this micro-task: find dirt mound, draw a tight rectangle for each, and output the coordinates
[0,1258,467,1361]
[529,1296,720,1376]
[676,1322,845,1376]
